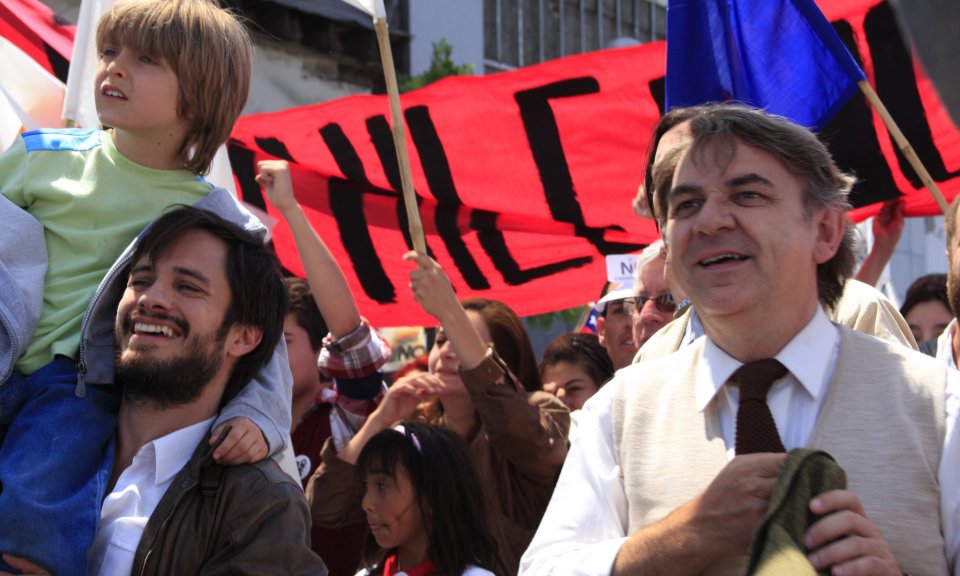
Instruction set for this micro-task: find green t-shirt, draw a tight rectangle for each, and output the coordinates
[0,128,212,374]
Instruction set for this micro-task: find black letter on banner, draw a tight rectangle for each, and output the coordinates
[865,3,960,185]
[45,45,70,84]
[470,210,591,285]
[366,115,436,257]
[818,20,901,208]
[404,105,491,290]
[319,123,397,304]
[227,138,267,211]
[649,77,666,115]
[227,136,297,210]
[515,78,644,256]
[255,137,296,162]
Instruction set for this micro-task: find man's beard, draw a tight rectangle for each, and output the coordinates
[116,329,225,409]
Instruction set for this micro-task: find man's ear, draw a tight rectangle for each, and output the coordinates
[225,324,263,358]
[595,315,607,345]
[812,205,847,265]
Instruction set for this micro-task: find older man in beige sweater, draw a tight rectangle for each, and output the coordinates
[520,105,958,576]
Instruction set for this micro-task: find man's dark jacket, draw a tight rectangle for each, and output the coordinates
[131,431,327,575]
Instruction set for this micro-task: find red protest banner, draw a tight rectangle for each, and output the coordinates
[0,0,73,82]
[3,0,958,325]
[230,0,960,326]
[229,42,665,326]
[817,0,960,221]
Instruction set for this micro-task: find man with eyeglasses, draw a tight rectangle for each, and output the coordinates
[595,240,686,371]
[622,240,684,353]
[594,285,640,371]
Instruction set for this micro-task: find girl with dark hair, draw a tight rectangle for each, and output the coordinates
[355,423,499,576]
[308,253,569,575]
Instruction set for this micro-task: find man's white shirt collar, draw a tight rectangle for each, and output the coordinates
[149,417,216,485]
[89,417,216,576]
[695,307,838,413]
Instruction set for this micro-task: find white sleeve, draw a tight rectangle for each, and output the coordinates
[941,368,960,576]
[519,382,630,576]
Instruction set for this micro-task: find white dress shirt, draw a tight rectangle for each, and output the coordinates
[87,417,215,576]
[520,308,960,575]
[698,308,837,460]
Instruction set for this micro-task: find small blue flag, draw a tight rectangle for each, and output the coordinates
[665,0,866,129]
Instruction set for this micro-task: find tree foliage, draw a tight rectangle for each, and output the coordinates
[399,39,473,92]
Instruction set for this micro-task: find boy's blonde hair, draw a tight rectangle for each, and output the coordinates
[96,0,252,175]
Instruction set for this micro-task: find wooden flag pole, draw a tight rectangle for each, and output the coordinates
[858,79,949,214]
[374,16,428,254]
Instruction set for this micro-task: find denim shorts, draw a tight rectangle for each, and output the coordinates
[0,358,120,576]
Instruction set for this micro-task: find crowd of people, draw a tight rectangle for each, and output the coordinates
[0,1,957,575]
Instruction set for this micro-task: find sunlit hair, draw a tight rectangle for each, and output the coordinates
[284,277,328,352]
[96,0,253,175]
[538,332,614,391]
[127,206,286,405]
[356,423,502,575]
[633,240,664,286]
[652,104,857,309]
[643,105,710,223]
[461,298,541,391]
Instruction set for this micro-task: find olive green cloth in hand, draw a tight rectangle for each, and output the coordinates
[745,448,847,576]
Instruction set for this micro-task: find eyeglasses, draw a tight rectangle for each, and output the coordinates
[622,294,676,315]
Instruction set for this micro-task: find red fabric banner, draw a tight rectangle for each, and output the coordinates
[4,0,959,325]
[229,43,665,326]
[230,0,960,326]
[816,0,960,221]
[0,0,74,82]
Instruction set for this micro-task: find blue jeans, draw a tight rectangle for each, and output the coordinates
[0,359,120,576]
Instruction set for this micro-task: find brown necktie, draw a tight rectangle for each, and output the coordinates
[731,359,788,454]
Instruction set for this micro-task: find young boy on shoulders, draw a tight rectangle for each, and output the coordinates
[0,1,290,573]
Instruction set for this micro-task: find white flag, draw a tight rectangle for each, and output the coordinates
[0,37,66,129]
[340,0,386,19]
[62,0,109,128]
[0,88,26,152]
[0,37,66,151]
[207,144,239,196]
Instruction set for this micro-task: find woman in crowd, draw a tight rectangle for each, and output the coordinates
[900,273,953,351]
[539,333,613,411]
[307,252,569,575]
